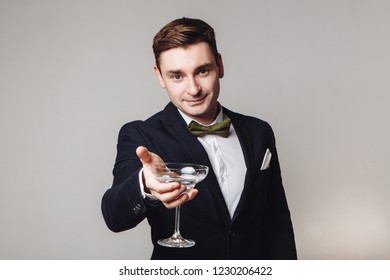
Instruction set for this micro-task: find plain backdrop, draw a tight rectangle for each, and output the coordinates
[0,0,389,259]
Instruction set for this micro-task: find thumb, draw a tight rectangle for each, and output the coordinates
[136,146,152,164]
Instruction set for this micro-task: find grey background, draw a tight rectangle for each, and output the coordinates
[0,0,389,259]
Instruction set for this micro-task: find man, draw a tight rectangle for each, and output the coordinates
[101,17,297,260]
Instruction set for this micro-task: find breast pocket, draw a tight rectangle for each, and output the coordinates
[254,168,271,190]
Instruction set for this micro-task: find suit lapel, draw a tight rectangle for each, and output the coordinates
[224,108,256,223]
[160,103,231,226]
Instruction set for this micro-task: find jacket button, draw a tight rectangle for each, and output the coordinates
[228,230,236,237]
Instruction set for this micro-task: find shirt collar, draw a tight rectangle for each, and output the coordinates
[178,107,224,126]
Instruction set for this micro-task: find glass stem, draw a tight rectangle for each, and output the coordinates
[172,206,181,239]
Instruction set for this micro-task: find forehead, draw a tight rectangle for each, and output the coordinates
[158,42,216,72]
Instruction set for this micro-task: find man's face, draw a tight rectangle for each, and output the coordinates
[154,42,224,124]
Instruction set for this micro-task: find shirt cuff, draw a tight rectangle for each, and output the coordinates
[139,168,159,201]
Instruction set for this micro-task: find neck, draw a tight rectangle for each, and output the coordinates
[178,103,223,126]
[191,103,221,125]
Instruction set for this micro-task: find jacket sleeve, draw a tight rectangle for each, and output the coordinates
[101,122,153,232]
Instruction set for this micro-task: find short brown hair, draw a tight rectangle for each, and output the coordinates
[152,17,219,69]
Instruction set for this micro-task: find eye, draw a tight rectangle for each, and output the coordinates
[171,74,181,80]
[199,69,209,75]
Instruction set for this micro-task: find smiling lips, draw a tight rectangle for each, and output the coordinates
[185,96,207,106]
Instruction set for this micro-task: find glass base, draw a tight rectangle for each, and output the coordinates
[157,237,195,248]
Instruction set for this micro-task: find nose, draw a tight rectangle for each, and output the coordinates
[186,77,201,96]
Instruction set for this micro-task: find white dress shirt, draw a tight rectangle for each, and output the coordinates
[140,107,247,218]
[179,109,246,218]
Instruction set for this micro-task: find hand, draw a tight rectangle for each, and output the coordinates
[136,146,198,209]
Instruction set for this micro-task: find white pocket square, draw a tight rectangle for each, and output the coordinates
[260,148,272,170]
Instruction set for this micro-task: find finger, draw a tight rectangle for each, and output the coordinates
[186,189,199,201]
[152,183,185,201]
[161,188,198,209]
[163,193,190,209]
[136,146,152,164]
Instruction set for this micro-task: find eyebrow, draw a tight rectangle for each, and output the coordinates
[166,69,181,75]
[194,63,214,72]
[165,63,214,76]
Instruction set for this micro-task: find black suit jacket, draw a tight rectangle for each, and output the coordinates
[101,102,297,259]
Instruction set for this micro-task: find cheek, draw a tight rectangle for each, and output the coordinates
[205,78,220,95]
[202,74,219,89]
[165,84,185,100]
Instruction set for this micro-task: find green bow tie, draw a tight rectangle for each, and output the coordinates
[188,118,232,138]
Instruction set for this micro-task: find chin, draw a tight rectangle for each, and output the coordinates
[182,104,202,113]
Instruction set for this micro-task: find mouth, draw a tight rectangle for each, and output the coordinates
[185,95,207,106]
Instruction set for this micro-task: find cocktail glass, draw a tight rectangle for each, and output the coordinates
[153,163,209,248]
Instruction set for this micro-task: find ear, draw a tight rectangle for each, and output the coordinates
[217,53,224,78]
[154,65,166,88]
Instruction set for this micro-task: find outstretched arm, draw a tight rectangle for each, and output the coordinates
[101,123,198,233]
